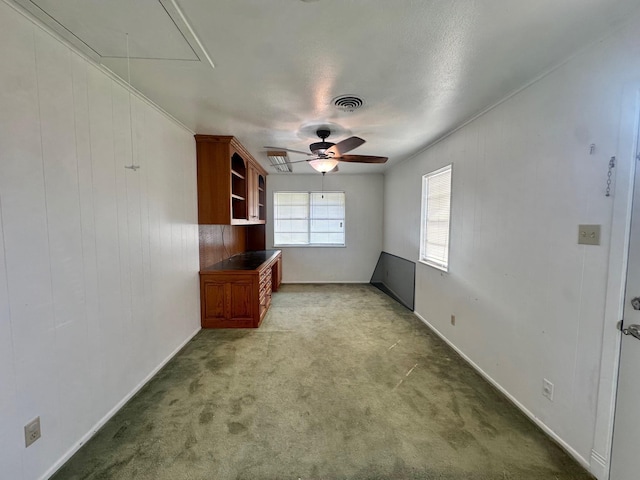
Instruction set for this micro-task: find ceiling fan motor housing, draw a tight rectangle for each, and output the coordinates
[310,141,335,156]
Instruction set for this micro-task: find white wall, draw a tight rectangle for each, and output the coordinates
[383,19,640,479]
[0,3,201,479]
[267,174,383,283]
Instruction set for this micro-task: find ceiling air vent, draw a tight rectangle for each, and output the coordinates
[332,95,364,112]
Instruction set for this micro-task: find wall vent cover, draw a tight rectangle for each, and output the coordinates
[332,95,364,112]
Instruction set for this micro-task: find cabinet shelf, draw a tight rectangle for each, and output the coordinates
[231,194,246,201]
[231,169,245,179]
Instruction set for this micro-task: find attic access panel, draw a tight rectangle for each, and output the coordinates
[13,0,213,66]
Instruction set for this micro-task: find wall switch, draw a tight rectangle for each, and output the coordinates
[24,417,41,447]
[578,225,601,245]
[451,315,456,326]
[542,379,554,401]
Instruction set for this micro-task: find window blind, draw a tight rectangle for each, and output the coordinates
[420,165,452,270]
[273,192,309,245]
[274,191,345,246]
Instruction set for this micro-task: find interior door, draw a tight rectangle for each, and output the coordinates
[610,152,640,479]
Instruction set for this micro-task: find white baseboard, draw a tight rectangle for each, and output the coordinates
[41,327,201,480]
[590,449,609,480]
[281,280,368,284]
[413,312,592,472]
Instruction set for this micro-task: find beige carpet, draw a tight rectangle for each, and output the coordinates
[52,284,593,480]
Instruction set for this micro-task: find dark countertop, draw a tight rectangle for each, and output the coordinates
[200,249,281,272]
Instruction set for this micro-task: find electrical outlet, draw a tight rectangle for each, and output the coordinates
[24,417,41,447]
[578,224,601,245]
[451,315,456,326]
[542,379,554,401]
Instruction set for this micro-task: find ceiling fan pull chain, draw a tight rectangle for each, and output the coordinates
[605,156,615,197]
[124,33,140,173]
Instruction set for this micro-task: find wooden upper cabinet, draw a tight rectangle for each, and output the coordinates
[247,165,267,223]
[258,172,266,221]
[195,135,268,225]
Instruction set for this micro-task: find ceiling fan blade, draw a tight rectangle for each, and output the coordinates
[326,136,365,156]
[338,154,388,164]
[264,146,312,156]
[269,158,315,166]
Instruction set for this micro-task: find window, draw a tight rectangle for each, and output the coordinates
[273,191,345,246]
[420,165,452,271]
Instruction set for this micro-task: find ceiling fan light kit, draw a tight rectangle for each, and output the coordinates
[309,158,339,173]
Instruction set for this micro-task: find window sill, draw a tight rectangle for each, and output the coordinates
[419,259,448,273]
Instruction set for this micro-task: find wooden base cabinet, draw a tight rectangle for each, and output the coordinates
[200,250,281,328]
[272,255,282,292]
[201,274,256,328]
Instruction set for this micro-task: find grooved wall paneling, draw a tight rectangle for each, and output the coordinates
[0,3,200,479]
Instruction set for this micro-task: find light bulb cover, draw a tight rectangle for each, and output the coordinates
[308,158,339,173]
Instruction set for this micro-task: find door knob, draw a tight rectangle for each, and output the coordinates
[622,324,640,341]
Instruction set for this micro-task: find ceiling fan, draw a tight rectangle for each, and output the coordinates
[265,129,388,173]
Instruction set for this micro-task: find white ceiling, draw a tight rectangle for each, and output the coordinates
[13,0,640,174]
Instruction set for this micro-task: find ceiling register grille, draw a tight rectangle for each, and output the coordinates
[332,95,364,112]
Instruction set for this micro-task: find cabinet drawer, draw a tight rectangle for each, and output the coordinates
[259,268,271,284]
[259,284,271,302]
[259,278,271,294]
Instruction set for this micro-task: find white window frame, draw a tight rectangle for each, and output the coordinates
[419,164,452,272]
[273,191,346,247]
